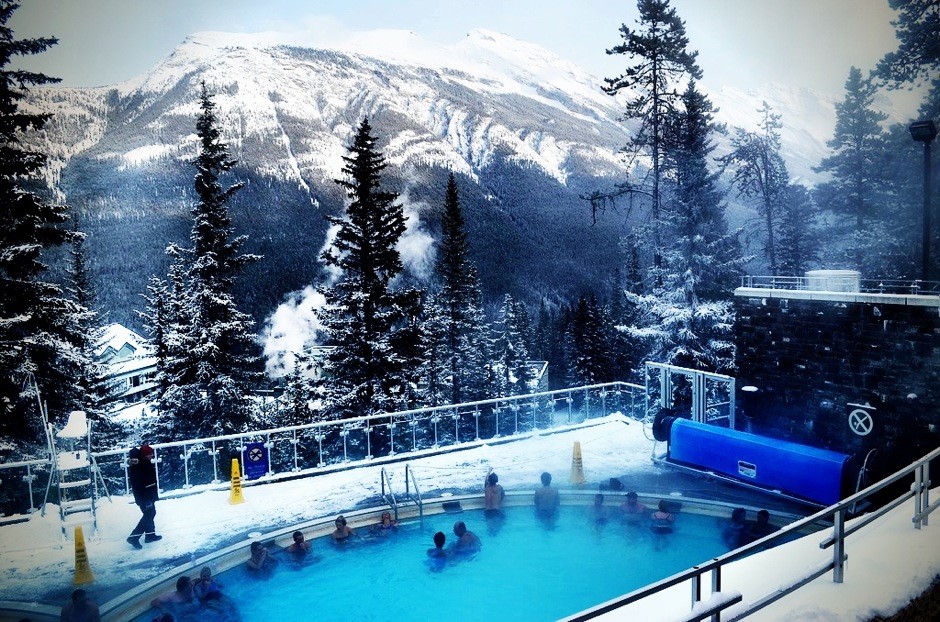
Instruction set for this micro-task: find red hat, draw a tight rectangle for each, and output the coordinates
[140,444,154,457]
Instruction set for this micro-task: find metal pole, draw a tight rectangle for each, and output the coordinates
[923,140,933,282]
[833,509,845,583]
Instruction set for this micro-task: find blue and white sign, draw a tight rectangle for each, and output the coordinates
[242,442,269,480]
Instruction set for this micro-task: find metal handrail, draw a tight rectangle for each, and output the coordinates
[405,463,423,520]
[563,445,939,621]
[379,467,398,520]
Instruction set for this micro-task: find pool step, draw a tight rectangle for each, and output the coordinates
[441,501,463,513]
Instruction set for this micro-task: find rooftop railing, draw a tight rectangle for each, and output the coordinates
[738,275,940,295]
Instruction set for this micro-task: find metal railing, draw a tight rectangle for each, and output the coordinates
[739,275,940,295]
[563,445,939,622]
[0,381,645,514]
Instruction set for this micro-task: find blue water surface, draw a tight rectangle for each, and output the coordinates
[141,505,735,622]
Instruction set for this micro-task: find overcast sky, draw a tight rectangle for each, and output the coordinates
[9,0,908,100]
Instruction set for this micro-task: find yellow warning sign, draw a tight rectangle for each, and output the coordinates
[73,525,94,584]
[229,458,245,505]
[570,441,585,485]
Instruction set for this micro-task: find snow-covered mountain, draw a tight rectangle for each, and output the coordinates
[24,28,902,326]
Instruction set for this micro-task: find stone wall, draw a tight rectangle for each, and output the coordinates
[733,290,940,465]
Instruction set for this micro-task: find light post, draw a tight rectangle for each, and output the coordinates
[909,120,937,282]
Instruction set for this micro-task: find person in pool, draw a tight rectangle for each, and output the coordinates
[722,507,749,549]
[246,541,278,575]
[374,511,397,534]
[484,468,505,517]
[620,491,648,524]
[332,515,355,541]
[649,500,675,534]
[286,530,311,556]
[534,471,560,521]
[591,493,609,524]
[426,531,447,571]
[193,566,222,602]
[451,520,481,554]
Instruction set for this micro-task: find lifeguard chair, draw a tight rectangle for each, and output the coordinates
[41,410,110,535]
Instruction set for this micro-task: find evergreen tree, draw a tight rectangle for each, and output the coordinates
[157,83,261,439]
[62,221,113,421]
[318,118,410,419]
[663,80,744,299]
[627,81,740,374]
[0,4,77,442]
[279,350,315,427]
[720,102,790,275]
[876,0,940,89]
[433,174,488,404]
[777,184,820,276]
[565,295,613,385]
[603,0,701,277]
[814,67,890,271]
[488,294,532,396]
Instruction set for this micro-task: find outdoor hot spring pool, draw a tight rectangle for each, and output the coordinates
[136,504,757,622]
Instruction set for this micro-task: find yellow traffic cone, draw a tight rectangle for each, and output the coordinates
[229,458,245,505]
[73,525,94,585]
[570,441,585,485]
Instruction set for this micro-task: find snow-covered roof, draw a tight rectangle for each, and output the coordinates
[95,323,152,360]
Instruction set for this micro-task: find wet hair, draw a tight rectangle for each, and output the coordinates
[487,472,499,486]
[756,509,770,523]
[250,541,263,553]
[175,576,191,593]
[292,530,303,541]
[540,472,552,486]
[335,515,347,526]
[731,507,747,523]
[433,531,446,548]
[626,491,638,500]
[658,499,669,512]
[199,566,211,578]
[381,511,392,520]
[71,588,87,604]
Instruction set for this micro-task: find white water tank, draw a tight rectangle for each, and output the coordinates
[804,269,861,292]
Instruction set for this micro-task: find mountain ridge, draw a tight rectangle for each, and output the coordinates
[22,28,905,334]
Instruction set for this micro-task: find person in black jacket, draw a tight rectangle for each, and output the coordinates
[127,444,161,549]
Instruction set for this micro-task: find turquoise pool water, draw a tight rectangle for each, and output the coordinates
[140,505,735,621]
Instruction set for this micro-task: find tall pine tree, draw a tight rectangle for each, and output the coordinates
[0,3,77,442]
[604,0,701,278]
[157,83,261,439]
[720,102,790,275]
[430,174,488,405]
[814,67,890,272]
[318,118,410,419]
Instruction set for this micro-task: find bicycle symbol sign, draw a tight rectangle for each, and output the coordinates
[848,409,874,436]
[247,447,264,462]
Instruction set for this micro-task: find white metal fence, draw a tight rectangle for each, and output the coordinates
[0,381,646,514]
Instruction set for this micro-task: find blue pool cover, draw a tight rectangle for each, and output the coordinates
[667,418,851,505]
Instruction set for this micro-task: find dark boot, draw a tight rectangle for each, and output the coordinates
[144,534,163,543]
[127,536,142,550]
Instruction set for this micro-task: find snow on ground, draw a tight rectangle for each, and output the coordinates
[0,413,937,620]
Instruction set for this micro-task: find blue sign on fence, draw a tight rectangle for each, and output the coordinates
[242,442,269,480]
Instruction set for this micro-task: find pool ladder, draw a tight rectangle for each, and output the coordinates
[380,464,423,522]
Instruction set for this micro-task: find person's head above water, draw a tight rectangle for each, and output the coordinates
[540,472,552,486]
[453,521,467,537]
[487,472,499,486]
[433,531,446,548]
